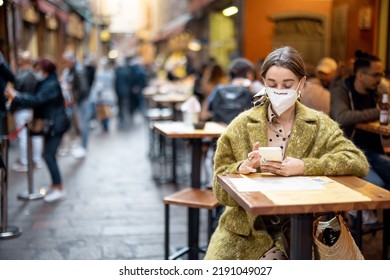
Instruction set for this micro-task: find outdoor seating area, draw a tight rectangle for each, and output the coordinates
[1,1,390,270]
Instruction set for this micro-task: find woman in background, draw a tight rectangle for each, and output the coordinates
[89,57,116,132]
[199,62,228,121]
[6,58,70,202]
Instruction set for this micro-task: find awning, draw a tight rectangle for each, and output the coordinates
[36,0,69,23]
[153,13,192,42]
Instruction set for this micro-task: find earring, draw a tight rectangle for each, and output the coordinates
[297,90,302,98]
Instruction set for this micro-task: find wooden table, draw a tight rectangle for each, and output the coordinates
[356,121,390,136]
[152,93,191,120]
[153,121,226,187]
[217,173,390,259]
[154,121,226,259]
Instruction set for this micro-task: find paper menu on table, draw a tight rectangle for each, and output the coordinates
[228,176,327,192]
[227,175,371,205]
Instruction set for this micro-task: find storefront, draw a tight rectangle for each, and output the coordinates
[21,5,39,59]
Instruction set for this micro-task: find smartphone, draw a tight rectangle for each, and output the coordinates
[258,147,283,164]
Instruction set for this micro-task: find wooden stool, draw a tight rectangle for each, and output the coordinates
[163,188,219,260]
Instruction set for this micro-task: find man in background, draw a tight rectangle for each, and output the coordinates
[61,51,91,158]
[330,50,390,228]
[300,57,338,115]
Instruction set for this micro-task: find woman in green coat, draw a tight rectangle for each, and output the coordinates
[204,46,369,260]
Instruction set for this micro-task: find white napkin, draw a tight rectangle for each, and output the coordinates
[181,96,201,113]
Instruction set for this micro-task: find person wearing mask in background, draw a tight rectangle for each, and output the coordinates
[330,50,390,228]
[11,51,43,172]
[205,46,368,260]
[5,58,70,203]
[61,51,91,158]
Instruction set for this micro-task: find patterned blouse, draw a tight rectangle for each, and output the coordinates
[266,105,291,158]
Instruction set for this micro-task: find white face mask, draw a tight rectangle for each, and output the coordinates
[266,81,301,116]
[34,71,46,81]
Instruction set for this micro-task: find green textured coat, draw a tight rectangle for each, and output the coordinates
[204,101,369,260]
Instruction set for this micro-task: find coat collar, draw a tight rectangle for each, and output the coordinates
[246,101,318,158]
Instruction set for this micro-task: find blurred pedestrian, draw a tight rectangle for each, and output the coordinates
[129,56,147,117]
[5,58,71,203]
[83,53,96,122]
[11,50,43,172]
[115,57,132,128]
[61,50,91,158]
[0,49,15,134]
[90,57,116,132]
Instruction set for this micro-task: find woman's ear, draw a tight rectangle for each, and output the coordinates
[298,76,307,92]
[297,76,306,98]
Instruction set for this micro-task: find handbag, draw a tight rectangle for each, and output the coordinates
[28,118,54,136]
[313,213,364,260]
[95,103,112,120]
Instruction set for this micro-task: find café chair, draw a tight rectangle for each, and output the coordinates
[350,210,388,259]
[163,187,219,260]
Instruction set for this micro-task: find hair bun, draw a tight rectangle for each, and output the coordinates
[355,50,366,59]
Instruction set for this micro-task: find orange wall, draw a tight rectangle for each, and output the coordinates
[244,0,333,63]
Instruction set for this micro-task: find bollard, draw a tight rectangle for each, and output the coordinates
[0,135,22,239]
[17,125,45,200]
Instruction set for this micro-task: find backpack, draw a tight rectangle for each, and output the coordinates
[209,84,253,124]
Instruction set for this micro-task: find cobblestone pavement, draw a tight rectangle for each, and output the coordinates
[0,113,210,260]
[0,112,385,260]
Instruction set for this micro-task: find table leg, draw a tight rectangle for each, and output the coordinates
[290,214,313,260]
[187,139,202,259]
[191,139,202,189]
[188,208,200,259]
[355,210,363,249]
[172,139,177,183]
